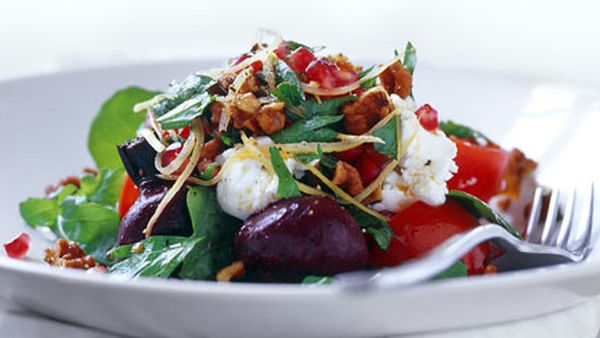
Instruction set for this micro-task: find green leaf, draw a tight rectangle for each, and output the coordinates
[78,168,124,206]
[271,115,343,144]
[432,261,467,280]
[156,92,215,130]
[108,236,200,278]
[271,60,305,120]
[302,275,334,285]
[439,120,491,143]
[58,198,120,264]
[295,145,324,163]
[358,65,375,79]
[178,186,241,280]
[303,96,356,117]
[269,147,302,199]
[360,77,378,90]
[198,162,219,180]
[152,74,215,117]
[88,87,160,169]
[346,205,394,250]
[373,115,400,158]
[19,198,59,230]
[403,41,417,75]
[447,190,521,238]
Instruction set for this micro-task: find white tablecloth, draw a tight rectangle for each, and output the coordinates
[2,297,599,338]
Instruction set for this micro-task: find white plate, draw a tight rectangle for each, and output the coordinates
[0,61,600,338]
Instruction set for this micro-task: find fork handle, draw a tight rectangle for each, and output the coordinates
[336,224,518,290]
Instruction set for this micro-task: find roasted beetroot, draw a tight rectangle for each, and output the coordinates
[117,137,158,186]
[234,196,368,281]
[117,179,192,245]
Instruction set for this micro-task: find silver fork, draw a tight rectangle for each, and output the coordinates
[336,184,595,290]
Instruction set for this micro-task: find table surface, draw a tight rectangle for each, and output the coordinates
[1,1,600,337]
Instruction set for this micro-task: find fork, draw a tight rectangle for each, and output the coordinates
[336,184,595,290]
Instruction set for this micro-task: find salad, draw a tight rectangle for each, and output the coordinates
[14,37,537,283]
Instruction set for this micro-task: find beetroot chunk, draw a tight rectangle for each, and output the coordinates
[235,196,368,282]
[117,179,191,245]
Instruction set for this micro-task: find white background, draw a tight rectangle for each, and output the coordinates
[1,0,599,88]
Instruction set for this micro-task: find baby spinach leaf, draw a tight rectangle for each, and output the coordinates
[156,92,215,130]
[58,198,120,264]
[178,186,241,280]
[271,60,306,119]
[439,120,492,144]
[432,261,467,280]
[269,147,302,199]
[152,74,215,117]
[373,115,400,158]
[403,41,417,75]
[346,205,394,250]
[271,115,343,144]
[88,87,160,169]
[19,198,59,230]
[78,168,124,206]
[303,275,334,285]
[108,236,200,278]
[19,169,124,263]
[448,190,521,238]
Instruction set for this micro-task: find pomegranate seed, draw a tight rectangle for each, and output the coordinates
[415,104,439,131]
[335,145,369,163]
[4,233,31,259]
[305,57,359,89]
[305,58,341,89]
[161,142,183,167]
[288,47,316,73]
[274,43,290,60]
[231,53,262,73]
[354,150,390,185]
[178,126,190,139]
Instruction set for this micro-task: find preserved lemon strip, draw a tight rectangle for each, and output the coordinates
[303,163,387,221]
[139,128,166,153]
[154,133,196,176]
[143,119,205,238]
[275,135,384,154]
[355,159,399,202]
[297,182,329,197]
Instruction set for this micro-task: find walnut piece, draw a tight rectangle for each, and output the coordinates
[216,260,245,282]
[501,148,538,199]
[332,161,364,196]
[256,102,286,135]
[379,61,413,99]
[44,239,96,270]
[341,86,393,135]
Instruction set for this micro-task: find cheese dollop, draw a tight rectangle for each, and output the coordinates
[371,95,458,212]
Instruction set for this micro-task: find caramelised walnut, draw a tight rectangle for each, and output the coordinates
[341,86,393,135]
[44,239,96,270]
[379,61,413,99]
[332,161,364,196]
[216,260,246,282]
[256,102,286,135]
[501,148,538,199]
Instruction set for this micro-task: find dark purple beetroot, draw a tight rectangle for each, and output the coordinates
[117,179,192,245]
[234,196,368,282]
[117,137,158,186]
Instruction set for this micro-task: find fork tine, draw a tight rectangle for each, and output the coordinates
[541,188,560,245]
[555,189,576,248]
[526,187,544,242]
[571,183,594,254]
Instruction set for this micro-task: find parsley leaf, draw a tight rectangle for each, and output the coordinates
[303,96,356,117]
[178,186,241,280]
[156,92,215,130]
[439,120,492,144]
[373,115,400,158]
[403,41,417,75]
[269,147,302,198]
[346,205,395,250]
[432,261,468,280]
[271,115,343,144]
[152,74,215,117]
[447,190,521,238]
[108,236,201,278]
[302,275,334,285]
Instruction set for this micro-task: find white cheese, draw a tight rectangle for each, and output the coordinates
[371,95,458,212]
